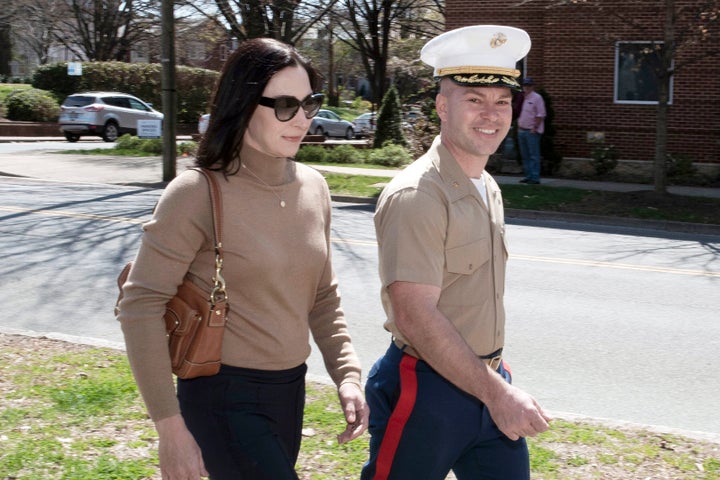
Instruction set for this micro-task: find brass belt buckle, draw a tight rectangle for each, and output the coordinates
[487,356,502,371]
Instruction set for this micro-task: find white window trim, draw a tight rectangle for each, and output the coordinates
[614,41,673,105]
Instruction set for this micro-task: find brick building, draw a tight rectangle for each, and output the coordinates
[445,0,720,176]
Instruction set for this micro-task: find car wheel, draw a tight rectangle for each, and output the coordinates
[64,132,81,143]
[314,126,326,137]
[102,121,119,142]
[345,127,354,140]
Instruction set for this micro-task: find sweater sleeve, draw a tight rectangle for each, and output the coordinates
[307,181,363,389]
[117,169,213,421]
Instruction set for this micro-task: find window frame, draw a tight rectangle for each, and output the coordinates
[614,41,673,105]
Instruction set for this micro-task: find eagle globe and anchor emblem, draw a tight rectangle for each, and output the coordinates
[490,32,508,48]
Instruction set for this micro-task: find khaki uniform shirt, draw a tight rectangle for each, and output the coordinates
[374,136,508,356]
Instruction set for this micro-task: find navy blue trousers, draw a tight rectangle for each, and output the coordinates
[177,363,306,480]
[361,343,529,480]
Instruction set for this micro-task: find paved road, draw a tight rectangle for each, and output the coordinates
[2,144,720,443]
[2,176,719,443]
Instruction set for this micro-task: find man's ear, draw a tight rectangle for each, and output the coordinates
[435,91,448,122]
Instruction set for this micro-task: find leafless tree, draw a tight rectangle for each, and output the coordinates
[334,0,444,105]
[8,0,66,65]
[176,0,338,45]
[53,0,161,61]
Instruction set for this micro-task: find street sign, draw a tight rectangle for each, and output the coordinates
[137,120,162,139]
[67,62,82,76]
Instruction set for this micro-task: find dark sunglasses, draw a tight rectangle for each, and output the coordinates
[258,93,324,122]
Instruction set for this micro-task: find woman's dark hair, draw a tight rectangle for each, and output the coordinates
[195,38,322,173]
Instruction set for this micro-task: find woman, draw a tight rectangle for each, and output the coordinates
[117,38,368,479]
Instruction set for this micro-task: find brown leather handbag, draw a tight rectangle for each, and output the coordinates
[115,168,228,379]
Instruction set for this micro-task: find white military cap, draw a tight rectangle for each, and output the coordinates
[420,25,531,91]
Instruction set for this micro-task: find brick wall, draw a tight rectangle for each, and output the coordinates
[446,0,720,166]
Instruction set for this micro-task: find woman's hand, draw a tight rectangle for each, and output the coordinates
[155,414,209,479]
[336,382,370,444]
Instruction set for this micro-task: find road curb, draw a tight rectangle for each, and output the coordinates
[324,196,720,236]
[504,208,720,236]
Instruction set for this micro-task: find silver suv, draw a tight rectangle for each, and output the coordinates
[58,92,163,142]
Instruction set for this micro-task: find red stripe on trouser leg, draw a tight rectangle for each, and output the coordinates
[502,360,511,376]
[373,355,419,480]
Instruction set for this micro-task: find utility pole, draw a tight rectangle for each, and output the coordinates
[161,0,176,181]
[327,16,336,106]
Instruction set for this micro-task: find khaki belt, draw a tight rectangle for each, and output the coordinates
[393,338,503,371]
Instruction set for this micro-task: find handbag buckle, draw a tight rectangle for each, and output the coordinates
[210,253,227,305]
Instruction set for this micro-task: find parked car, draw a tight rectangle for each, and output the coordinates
[58,92,163,142]
[198,113,210,135]
[309,109,355,139]
[352,112,377,137]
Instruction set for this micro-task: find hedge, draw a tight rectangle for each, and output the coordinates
[31,62,219,123]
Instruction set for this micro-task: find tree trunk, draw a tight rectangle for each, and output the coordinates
[0,26,11,77]
[161,0,176,182]
[653,81,669,194]
[653,0,675,194]
[327,20,338,107]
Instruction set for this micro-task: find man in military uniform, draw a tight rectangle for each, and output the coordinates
[361,25,552,480]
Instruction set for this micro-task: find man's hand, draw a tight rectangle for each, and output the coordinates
[484,380,552,440]
[336,382,369,444]
[155,414,209,480]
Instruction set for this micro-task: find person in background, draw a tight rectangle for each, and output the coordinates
[517,76,547,184]
[117,37,368,480]
[361,25,551,480]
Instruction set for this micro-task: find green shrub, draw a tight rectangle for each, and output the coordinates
[350,96,372,111]
[666,153,696,178]
[367,143,413,167]
[590,144,618,176]
[295,145,328,163]
[327,144,363,164]
[373,85,408,149]
[115,135,163,154]
[4,88,60,122]
[115,134,144,150]
[140,139,164,154]
[178,141,198,156]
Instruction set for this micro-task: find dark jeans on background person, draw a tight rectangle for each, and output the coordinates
[361,343,529,480]
[517,128,542,183]
[178,363,307,480]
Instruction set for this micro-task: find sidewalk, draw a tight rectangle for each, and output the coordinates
[5,150,716,199]
[314,165,720,199]
[1,136,718,199]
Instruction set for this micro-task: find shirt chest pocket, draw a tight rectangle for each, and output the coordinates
[445,239,490,275]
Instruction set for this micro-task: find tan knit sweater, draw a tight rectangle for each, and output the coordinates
[118,159,362,421]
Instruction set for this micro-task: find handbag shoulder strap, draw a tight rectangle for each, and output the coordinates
[195,168,223,253]
[194,168,226,304]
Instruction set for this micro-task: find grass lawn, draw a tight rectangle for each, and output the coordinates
[1,333,719,479]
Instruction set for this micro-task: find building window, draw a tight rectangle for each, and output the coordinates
[615,41,673,104]
[187,41,206,61]
[131,42,149,63]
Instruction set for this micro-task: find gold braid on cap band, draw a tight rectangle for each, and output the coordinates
[450,74,521,88]
[438,66,520,78]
